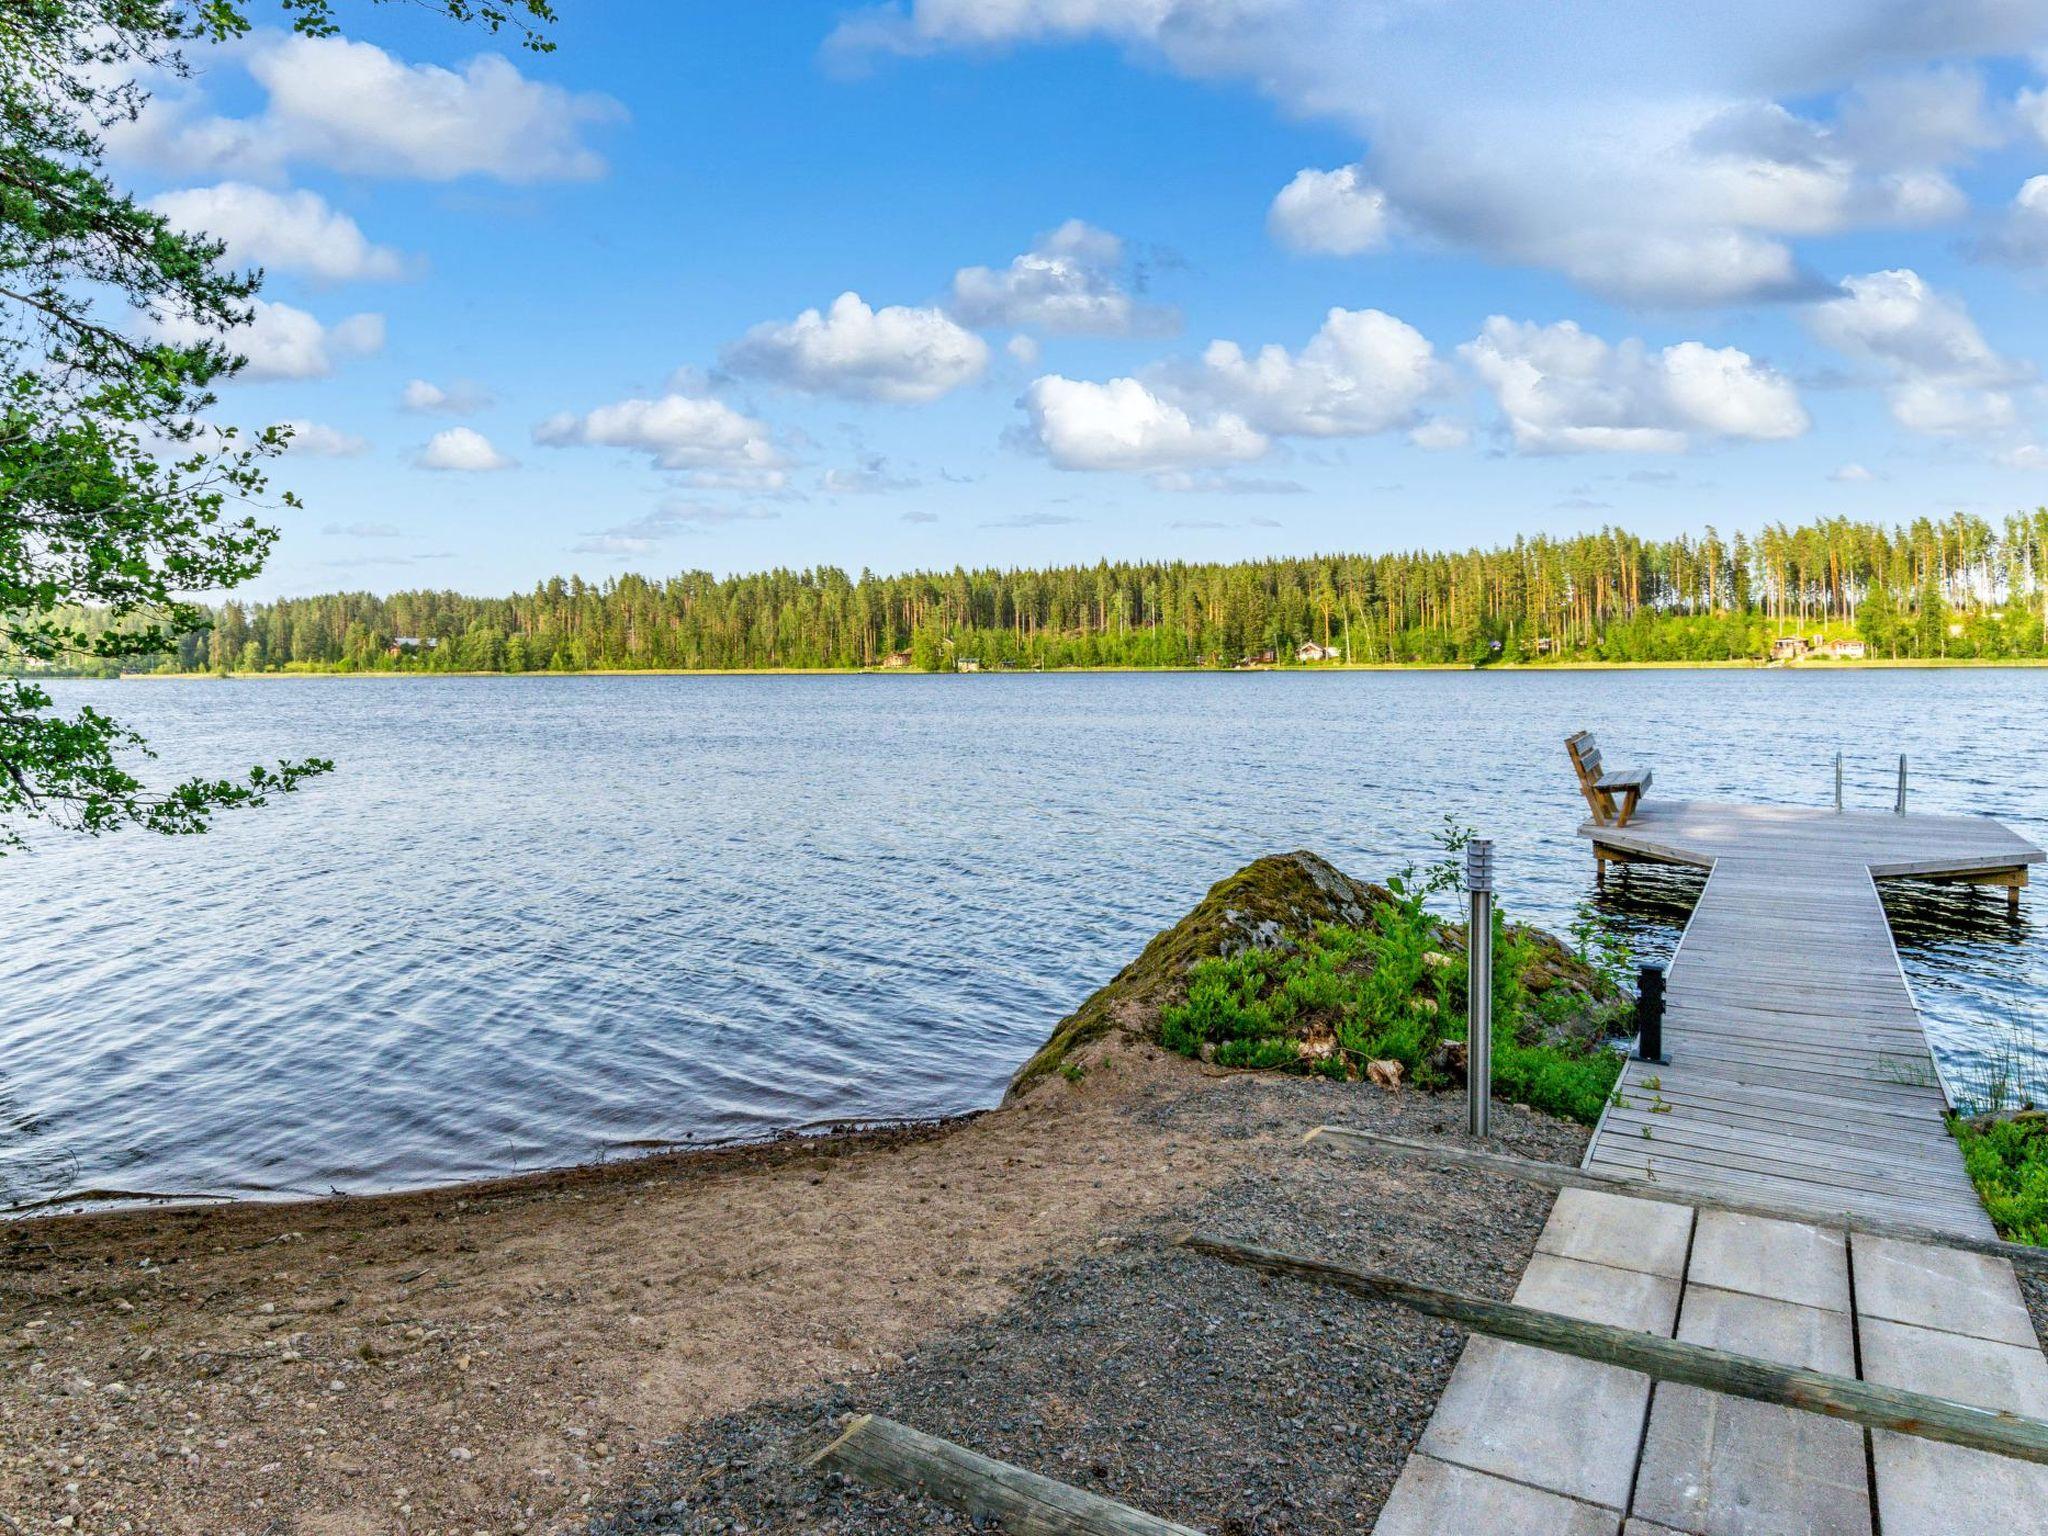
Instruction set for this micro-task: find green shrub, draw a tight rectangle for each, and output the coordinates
[1157,895,1624,1125]
[1951,1115,2048,1245]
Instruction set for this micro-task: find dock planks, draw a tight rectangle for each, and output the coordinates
[1370,796,2047,1533]
[1579,800,2042,1235]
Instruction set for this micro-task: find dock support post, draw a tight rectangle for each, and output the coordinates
[1834,752,1843,812]
[1465,839,1495,1137]
[1635,962,1669,1064]
[1895,754,1907,815]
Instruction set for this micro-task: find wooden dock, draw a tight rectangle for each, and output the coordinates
[1368,794,2047,1534]
[1582,799,2041,1233]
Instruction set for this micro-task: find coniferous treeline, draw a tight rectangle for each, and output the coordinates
[39,511,2048,675]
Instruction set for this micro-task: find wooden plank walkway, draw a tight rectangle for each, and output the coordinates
[1371,797,2047,1533]
[1581,800,2042,1233]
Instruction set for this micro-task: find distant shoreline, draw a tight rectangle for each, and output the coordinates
[70,656,2048,680]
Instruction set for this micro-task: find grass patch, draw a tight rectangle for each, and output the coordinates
[1951,1115,2048,1244]
[1946,1018,2048,1244]
[1159,831,1627,1125]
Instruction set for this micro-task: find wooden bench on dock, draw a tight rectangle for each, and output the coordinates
[1566,730,1651,828]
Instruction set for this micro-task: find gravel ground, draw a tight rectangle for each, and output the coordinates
[587,1074,1585,1535]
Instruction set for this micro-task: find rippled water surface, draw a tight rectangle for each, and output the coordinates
[5,671,2044,1206]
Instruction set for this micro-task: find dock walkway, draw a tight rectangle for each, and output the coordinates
[1583,800,2039,1232]
[1372,798,2046,1534]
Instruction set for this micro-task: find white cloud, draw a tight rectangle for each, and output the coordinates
[1192,307,1438,437]
[821,456,920,494]
[573,502,780,553]
[829,4,2036,305]
[1808,268,2028,435]
[1020,374,1268,472]
[148,183,408,281]
[1460,317,1808,454]
[534,393,785,487]
[279,420,369,457]
[1268,166,1388,255]
[1409,419,1470,451]
[402,378,495,415]
[112,34,621,183]
[948,219,1173,335]
[1978,175,2048,265]
[1015,306,1443,475]
[1830,462,1875,482]
[1150,470,1306,494]
[2002,443,2048,469]
[725,292,988,403]
[1006,334,1041,366]
[155,299,383,379]
[418,426,515,472]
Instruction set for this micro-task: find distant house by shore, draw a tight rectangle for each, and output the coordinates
[1818,638,1867,660]
[880,650,913,669]
[1769,635,1810,661]
[1296,642,1340,663]
[1235,648,1278,669]
[388,636,440,658]
[956,657,981,673]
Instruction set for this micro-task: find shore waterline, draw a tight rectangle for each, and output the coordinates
[4,670,2043,1206]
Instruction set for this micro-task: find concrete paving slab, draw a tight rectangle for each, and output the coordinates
[1418,1337,1652,1510]
[1850,1232,2037,1347]
[1685,1211,1848,1313]
[1536,1188,1694,1280]
[1516,1252,1683,1333]
[1631,1286,1868,1535]
[1372,1453,1620,1536]
[1859,1314,2048,1534]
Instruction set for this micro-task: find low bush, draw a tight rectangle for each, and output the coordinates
[1159,828,1628,1124]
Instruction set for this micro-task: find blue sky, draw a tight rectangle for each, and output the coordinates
[112,1,2048,596]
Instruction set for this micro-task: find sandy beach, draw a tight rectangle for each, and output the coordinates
[2,1043,1581,1536]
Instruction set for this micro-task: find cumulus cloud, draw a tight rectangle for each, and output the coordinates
[724,292,988,403]
[1268,166,1389,255]
[1190,307,1438,437]
[1013,306,1443,475]
[148,183,408,281]
[402,378,496,415]
[418,427,514,471]
[1976,175,2048,265]
[154,299,383,379]
[948,220,1174,336]
[1808,268,2028,435]
[827,3,2036,305]
[1460,317,1808,454]
[111,34,621,183]
[279,420,369,457]
[534,393,785,488]
[1830,462,1876,482]
[1020,375,1267,472]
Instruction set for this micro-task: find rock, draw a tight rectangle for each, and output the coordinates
[1428,1040,1468,1081]
[1008,852,1392,1095]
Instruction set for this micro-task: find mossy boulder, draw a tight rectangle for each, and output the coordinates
[1008,849,1627,1098]
[1008,851,1391,1095]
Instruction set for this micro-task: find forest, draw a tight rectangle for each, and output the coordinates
[35,511,2048,676]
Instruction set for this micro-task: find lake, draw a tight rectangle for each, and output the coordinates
[4,670,2043,1208]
